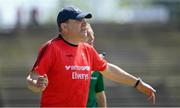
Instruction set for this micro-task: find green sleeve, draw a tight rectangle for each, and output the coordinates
[95,72,104,93]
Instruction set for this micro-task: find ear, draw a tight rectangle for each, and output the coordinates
[60,23,68,32]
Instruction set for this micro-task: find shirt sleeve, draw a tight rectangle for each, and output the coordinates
[32,42,54,75]
[95,72,105,93]
[90,47,107,72]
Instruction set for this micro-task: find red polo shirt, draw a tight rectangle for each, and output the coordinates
[32,37,107,107]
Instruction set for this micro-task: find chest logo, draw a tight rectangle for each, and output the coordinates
[65,65,90,71]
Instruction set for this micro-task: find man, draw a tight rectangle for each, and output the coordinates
[26,6,156,107]
[85,23,107,107]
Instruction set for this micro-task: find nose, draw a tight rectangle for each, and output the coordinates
[79,19,87,26]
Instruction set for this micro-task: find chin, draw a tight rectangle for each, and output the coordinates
[84,33,88,37]
[80,33,87,38]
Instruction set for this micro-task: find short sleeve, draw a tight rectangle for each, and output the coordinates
[90,47,107,72]
[95,73,104,93]
[32,42,54,75]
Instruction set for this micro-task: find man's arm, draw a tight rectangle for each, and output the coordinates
[101,63,156,104]
[26,71,48,93]
[96,91,107,107]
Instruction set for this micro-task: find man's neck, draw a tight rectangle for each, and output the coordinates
[60,34,81,45]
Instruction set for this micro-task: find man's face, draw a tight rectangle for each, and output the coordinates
[84,23,94,46]
[65,19,87,40]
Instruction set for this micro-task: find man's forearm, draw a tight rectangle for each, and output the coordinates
[102,63,138,87]
[102,63,156,104]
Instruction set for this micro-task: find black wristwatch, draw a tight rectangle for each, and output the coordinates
[134,78,142,88]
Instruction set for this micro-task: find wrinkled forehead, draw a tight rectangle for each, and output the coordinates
[68,18,86,22]
[65,19,87,25]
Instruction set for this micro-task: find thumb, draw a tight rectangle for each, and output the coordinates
[43,74,48,78]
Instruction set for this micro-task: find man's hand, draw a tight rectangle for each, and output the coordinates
[36,74,48,91]
[27,72,48,93]
[136,80,156,104]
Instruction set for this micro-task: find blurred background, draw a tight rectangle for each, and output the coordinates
[0,0,180,107]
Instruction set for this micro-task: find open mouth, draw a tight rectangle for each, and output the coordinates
[81,27,87,34]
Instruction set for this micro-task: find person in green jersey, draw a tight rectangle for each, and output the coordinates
[88,71,106,107]
[84,23,107,107]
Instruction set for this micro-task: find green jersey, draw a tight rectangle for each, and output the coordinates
[87,71,104,107]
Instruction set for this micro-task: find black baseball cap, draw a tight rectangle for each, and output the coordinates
[57,6,92,27]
